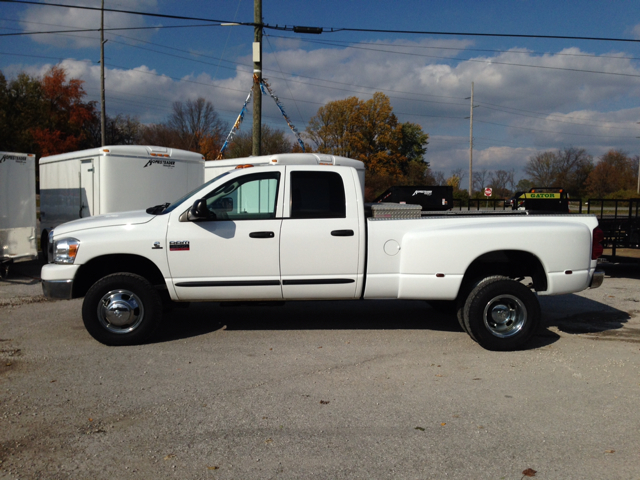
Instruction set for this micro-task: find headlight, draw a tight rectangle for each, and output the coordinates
[54,238,80,264]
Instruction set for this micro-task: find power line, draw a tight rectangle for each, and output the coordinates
[275,35,640,62]
[479,105,639,131]
[4,0,640,44]
[1,16,472,104]
[0,23,220,36]
[0,0,246,26]
[324,26,640,44]
[264,36,640,79]
[475,120,638,139]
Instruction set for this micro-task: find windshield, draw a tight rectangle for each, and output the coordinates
[157,171,231,215]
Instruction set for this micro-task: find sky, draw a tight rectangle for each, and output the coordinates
[1,0,640,182]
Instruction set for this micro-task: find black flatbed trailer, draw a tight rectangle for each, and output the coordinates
[584,199,640,254]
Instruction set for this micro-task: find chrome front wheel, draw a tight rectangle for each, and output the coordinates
[82,273,162,346]
[97,289,145,334]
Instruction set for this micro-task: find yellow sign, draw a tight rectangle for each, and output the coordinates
[521,193,561,199]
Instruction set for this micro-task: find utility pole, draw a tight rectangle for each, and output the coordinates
[100,0,106,146]
[466,82,477,196]
[252,0,262,156]
[637,122,640,194]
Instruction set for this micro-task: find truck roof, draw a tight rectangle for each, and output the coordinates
[40,145,205,164]
[205,153,365,171]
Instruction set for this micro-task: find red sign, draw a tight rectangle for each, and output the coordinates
[484,188,493,197]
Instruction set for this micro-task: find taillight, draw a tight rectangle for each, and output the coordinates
[592,227,604,260]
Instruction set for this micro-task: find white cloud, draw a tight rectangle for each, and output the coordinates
[633,23,640,39]
[20,0,158,49]
[8,38,640,177]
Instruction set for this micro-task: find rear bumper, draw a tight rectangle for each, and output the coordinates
[589,270,605,289]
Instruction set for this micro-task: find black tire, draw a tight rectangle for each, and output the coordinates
[426,300,468,333]
[455,299,468,334]
[82,273,162,346]
[39,230,49,263]
[463,276,540,351]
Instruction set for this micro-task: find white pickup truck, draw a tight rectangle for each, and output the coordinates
[41,154,605,351]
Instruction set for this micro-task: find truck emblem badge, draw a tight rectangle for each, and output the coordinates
[169,241,190,251]
[152,242,163,250]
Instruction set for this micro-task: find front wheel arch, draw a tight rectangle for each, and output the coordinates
[73,254,166,298]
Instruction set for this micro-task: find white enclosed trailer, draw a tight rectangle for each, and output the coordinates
[0,152,38,275]
[205,153,366,193]
[39,145,204,252]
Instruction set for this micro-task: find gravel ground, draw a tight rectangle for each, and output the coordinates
[1,259,639,480]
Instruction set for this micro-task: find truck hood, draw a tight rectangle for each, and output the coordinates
[52,210,156,236]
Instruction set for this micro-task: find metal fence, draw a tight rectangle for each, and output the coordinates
[585,199,640,254]
[452,199,508,211]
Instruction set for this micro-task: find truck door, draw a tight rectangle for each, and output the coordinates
[80,159,94,217]
[279,167,362,299]
[167,170,284,301]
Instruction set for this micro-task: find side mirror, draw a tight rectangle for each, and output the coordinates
[187,199,214,221]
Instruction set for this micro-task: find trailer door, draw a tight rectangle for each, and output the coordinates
[80,159,94,217]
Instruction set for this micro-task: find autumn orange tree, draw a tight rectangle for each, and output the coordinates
[305,92,429,200]
[30,66,96,157]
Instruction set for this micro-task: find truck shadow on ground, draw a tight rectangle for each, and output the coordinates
[539,294,632,339]
[155,299,461,344]
[600,260,640,280]
[155,295,633,348]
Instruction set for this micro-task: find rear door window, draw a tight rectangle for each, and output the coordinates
[290,171,346,219]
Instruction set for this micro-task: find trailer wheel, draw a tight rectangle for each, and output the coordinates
[82,273,162,346]
[463,276,540,351]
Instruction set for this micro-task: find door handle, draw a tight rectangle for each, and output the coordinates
[331,229,354,237]
[249,231,275,238]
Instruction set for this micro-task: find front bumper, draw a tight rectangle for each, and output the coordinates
[42,279,74,299]
[589,269,605,289]
[40,264,80,299]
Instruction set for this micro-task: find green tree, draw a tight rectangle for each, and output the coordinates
[0,71,44,153]
[87,113,141,147]
[225,124,294,158]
